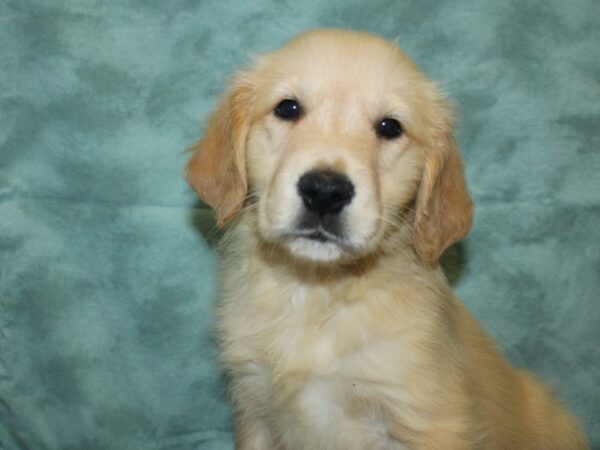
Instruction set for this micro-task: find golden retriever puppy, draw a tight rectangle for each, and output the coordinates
[186,29,588,450]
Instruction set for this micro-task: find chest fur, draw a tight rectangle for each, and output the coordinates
[225,285,417,448]
[221,277,432,403]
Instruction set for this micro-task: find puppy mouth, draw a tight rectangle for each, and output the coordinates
[289,227,340,244]
[305,230,329,242]
[293,210,350,243]
[282,221,357,253]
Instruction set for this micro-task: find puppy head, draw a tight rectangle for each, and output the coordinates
[186,29,472,266]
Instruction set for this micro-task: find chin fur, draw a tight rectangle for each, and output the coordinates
[286,237,344,262]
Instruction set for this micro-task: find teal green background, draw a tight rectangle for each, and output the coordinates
[1,1,599,448]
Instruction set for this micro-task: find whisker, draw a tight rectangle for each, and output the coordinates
[376,209,411,233]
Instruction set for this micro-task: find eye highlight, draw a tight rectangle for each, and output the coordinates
[376,117,404,140]
[274,98,303,121]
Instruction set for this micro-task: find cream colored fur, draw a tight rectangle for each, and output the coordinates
[186,29,588,450]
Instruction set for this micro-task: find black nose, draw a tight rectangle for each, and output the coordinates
[297,170,355,216]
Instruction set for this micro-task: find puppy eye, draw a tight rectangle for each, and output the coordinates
[274,99,302,121]
[376,117,404,140]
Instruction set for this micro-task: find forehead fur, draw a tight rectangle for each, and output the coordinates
[269,30,415,79]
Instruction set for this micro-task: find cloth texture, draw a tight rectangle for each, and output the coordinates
[1,0,599,448]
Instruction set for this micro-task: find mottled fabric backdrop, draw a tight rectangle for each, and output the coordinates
[1,0,599,449]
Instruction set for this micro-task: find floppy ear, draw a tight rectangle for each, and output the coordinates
[413,118,473,266]
[186,75,254,227]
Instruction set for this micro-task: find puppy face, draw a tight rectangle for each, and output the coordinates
[187,29,473,265]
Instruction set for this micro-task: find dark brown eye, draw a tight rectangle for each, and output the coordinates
[376,117,404,139]
[274,99,302,121]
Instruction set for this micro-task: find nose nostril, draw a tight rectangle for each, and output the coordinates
[332,186,353,202]
[297,170,355,216]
